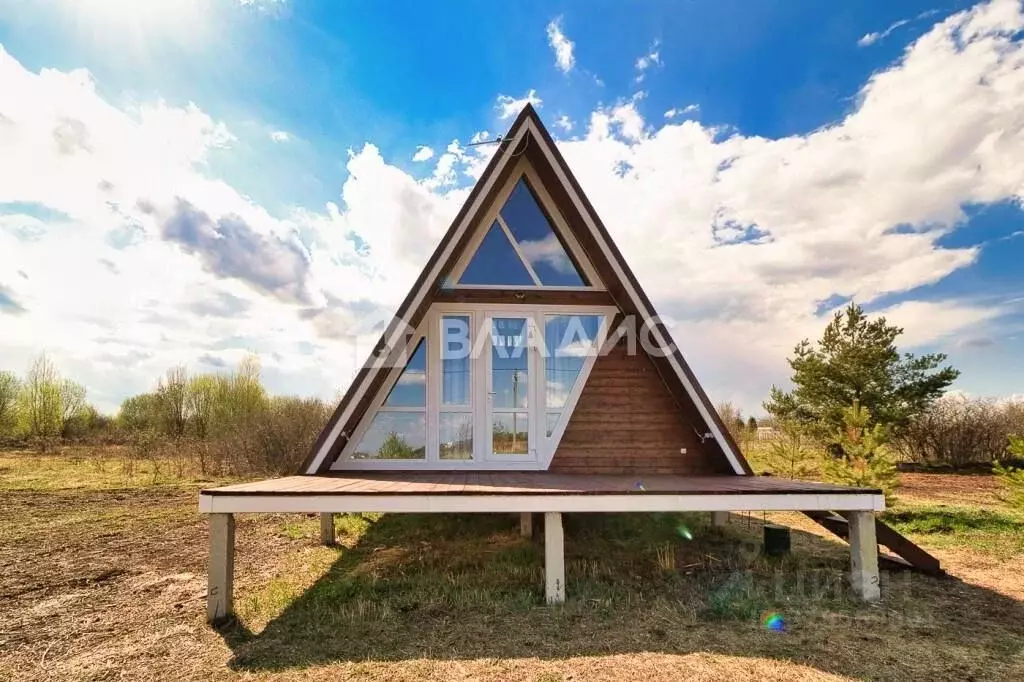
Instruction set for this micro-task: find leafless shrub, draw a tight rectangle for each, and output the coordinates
[892,394,1024,467]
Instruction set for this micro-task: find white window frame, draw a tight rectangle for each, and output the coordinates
[445,158,605,291]
[333,302,615,471]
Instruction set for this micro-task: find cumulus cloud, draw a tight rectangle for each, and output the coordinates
[160,198,313,304]
[495,89,542,120]
[412,145,434,162]
[269,130,291,142]
[555,115,574,132]
[2,1,1023,414]
[546,18,575,73]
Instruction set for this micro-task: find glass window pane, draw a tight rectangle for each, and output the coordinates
[442,315,471,405]
[493,412,529,455]
[500,179,585,286]
[546,411,561,437]
[440,413,473,460]
[545,315,600,409]
[352,412,426,460]
[492,317,528,409]
[458,220,535,286]
[384,339,427,407]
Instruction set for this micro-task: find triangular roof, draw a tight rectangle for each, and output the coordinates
[301,105,753,475]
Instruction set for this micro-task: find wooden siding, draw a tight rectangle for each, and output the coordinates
[550,340,733,475]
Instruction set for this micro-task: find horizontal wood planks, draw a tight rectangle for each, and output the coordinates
[550,341,732,475]
[203,472,879,497]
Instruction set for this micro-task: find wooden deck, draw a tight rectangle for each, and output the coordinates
[198,472,887,621]
[202,472,880,496]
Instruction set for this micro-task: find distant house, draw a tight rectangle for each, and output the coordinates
[757,426,779,441]
[198,105,905,625]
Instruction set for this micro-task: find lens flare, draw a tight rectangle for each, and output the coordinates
[635,481,646,491]
[676,524,693,540]
[761,611,785,632]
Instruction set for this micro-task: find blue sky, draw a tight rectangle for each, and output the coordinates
[0,0,1023,414]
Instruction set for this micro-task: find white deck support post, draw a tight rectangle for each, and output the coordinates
[544,511,565,604]
[320,513,336,545]
[845,511,881,602]
[520,512,533,538]
[207,513,235,624]
[711,511,729,527]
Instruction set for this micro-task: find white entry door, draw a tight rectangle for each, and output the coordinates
[484,314,538,463]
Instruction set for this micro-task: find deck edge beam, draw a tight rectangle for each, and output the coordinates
[199,492,884,515]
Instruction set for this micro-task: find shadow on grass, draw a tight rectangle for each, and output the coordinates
[217,512,1024,679]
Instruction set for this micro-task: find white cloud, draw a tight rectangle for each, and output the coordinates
[555,115,574,132]
[412,145,434,162]
[664,104,699,119]
[634,41,662,82]
[495,89,542,120]
[546,17,575,73]
[3,1,1024,416]
[858,8,943,46]
[269,130,291,142]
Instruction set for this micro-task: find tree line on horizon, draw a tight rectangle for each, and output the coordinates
[0,353,330,475]
[2,303,1022,504]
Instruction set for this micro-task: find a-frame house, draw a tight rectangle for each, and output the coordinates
[199,106,909,624]
[299,103,749,478]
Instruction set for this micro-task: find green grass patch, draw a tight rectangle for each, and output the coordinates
[882,504,1024,557]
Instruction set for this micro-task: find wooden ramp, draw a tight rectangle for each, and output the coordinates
[802,510,944,576]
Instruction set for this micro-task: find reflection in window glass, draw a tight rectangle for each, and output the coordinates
[492,412,529,455]
[459,221,535,286]
[442,315,471,405]
[384,339,427,407]
[352,412,426,459]
[492,317,529,409]
[545,315,600,409]
[546,411,560,437]
[501,179,585,286]
[440,413,473,460]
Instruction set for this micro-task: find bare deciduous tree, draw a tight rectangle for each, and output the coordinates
[0,370,20,436]
[19,355,63,443]
[157,366,189,437]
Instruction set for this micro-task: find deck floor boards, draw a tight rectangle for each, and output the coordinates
[202,472,879,497]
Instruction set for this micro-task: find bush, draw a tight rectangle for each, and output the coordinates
[892,394,1024,468]
[994,436,1024,511]
[210,396,330,475]
[762,420,817,480]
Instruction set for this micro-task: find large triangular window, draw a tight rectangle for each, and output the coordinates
[456,177,587,287]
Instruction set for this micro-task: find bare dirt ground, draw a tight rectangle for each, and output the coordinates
[1,453,1022,681]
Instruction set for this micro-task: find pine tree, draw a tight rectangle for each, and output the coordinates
[821,402,899,503]
[765,303,958,441]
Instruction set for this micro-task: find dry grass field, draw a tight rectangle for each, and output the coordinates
[1,447,1023,681]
